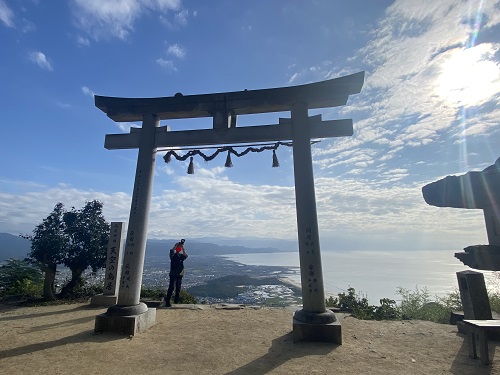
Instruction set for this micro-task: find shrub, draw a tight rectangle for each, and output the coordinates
[178,289,197,304]
[141,287,164,299]
[337,287,375,320]
[373,298,399,320]
[141,286,198,304]
[7,278,43,297]
[397,286,431,320]
[489,292,500,314]
[325,295,338,307]
[396,286,462,324]
[330,286,459,322]
[0,258,43,297]
[58,274,103,299]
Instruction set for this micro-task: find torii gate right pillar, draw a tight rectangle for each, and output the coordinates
[291,102,341,343]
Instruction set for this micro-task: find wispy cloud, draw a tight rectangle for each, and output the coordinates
[167,43,186,58]
[307,0,500,181]
[71,0,181,40]
[160,7,191,29]
[0,0,14,28]
[76,35,90,46]
[54,101,72,109]
[0,170,487,249]
[116,122,138,133]
[156,58,177,71]
[81,86,95,97]
[28,51,53,71]
[156,42,186,71]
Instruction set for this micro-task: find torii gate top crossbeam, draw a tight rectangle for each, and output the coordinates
[95,72,364,123]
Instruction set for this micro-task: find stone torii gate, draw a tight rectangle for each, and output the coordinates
[94,72,365,342]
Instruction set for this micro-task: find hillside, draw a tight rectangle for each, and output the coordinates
[0,233,30,261]
[0,233,289,262]
[145,239,287,256]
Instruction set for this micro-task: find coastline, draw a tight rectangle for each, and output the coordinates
[218,250,488,305]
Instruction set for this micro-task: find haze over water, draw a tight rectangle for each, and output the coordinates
[222,250,499,305]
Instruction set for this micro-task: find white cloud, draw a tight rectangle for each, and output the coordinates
[434,44,500,107]
[156,58,177,71]
[116,122,140,133]
[305,0,500,181]
[174,9,188,25]
[0,172,487,250]
[0,0,14,27]
[160,6,190,29]
[287,72,299,84]
[21,18,36,33]
[167,43,186,59]
[55,101,72,109]
[77,35,90,46]
[28,51,53,71]
[81,86,95,97]
[71,0,181,40]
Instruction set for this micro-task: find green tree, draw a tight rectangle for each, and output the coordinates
[22,203,67,300]
[59,200,109,298]
[0,258,43,297]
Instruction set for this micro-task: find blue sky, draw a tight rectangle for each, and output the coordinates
[0,0,499,251]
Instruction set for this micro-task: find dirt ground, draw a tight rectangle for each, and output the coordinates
[0,302,499,375]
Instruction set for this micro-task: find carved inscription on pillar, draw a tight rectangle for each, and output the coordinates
[103,222,124,296]
[302,226,320,295]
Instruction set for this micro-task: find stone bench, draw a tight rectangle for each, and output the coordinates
[463,319,500,365]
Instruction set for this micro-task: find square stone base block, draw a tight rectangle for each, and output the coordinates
[293,318,342,344]
[94,308,156,336]
[90,294,119,307]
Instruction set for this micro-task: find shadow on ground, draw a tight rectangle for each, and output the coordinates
[0,303,104,322]
[449,332,500,375]
[224,332,338,375]
[0,328,123,360]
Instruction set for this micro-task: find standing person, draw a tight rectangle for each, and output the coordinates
[165,239,188,307]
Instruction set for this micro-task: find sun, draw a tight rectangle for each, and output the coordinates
[435,44,500,107]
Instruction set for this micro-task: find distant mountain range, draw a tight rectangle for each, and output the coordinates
[0,232,290,262]
[0,233,31,261]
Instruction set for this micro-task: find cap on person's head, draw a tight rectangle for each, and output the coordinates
[180,239,185,244]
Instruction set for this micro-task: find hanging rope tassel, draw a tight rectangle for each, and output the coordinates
[163,152,172,163]
[225,151,233,168]
[187,156,194,174]
[272,149,280,167]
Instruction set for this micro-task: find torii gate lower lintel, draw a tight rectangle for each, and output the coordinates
[94,72,365,342]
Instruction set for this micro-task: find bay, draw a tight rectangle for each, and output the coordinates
[221,250,500,305]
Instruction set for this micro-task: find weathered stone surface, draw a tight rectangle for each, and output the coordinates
[456,270,492,320]
[422,157,500,249]
[455,245,500,270]
[422,157,500,209]
[94,307,156,336]
[293,317,342,344]
[90,294,119,307]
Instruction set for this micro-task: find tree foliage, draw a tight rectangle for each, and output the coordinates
[22,202,67,300]
[59,200,109,298]
[0,258,43,297]
[23,200,110,300]
[327,287,399,321]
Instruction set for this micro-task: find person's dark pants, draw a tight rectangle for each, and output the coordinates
[165,275,183,305]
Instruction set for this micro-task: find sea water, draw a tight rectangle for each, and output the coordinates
[221,250,499,305]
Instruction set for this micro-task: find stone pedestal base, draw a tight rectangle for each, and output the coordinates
[94,306,156,336]
[293,318,342,344]
[292,309,342,344]
[90,294,119,307]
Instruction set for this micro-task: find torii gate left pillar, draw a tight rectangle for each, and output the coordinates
[93,72,364,339]
[94,113,158,335]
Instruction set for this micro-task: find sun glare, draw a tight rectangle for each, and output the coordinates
[436,44,500,107]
